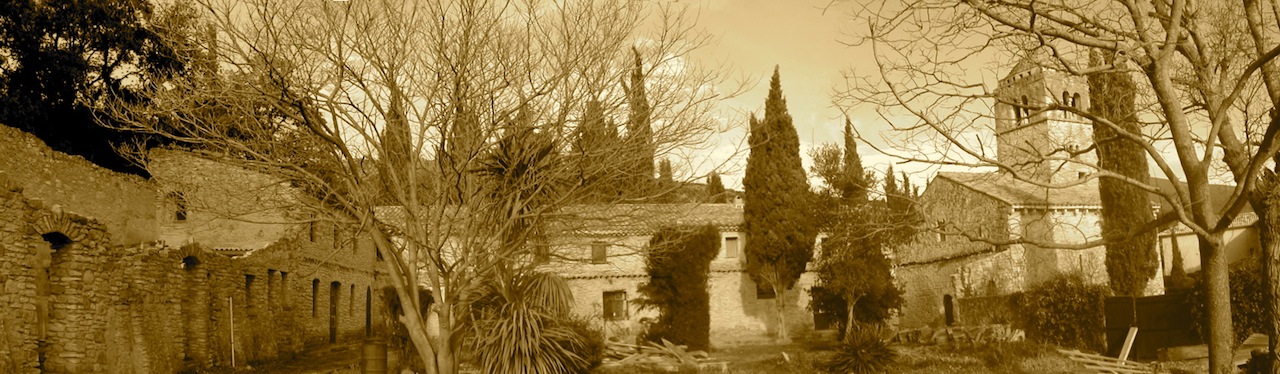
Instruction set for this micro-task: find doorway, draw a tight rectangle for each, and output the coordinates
[329,281,340,343]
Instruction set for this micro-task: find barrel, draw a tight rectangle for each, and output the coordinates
[361,340,388,374]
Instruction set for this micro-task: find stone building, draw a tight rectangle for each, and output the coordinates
[893,58,1260,328]
[892,59,1148,328]
[542,204,825,346]
[0,124,388,374]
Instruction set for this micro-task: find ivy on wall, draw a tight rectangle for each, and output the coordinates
[636,224,720,351]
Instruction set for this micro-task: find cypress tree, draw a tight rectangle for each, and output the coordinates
[742,66,816,341]
[706,172,726,203]
[626,47,655,191]
[1088,51,1156,296]
[841,118,868,202]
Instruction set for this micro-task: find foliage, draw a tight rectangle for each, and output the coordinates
[383,286,434,373]
[1087,52,1157,297]
[807,119,911,339]
[743,67,817,340]
[820,323,897,374]
[706,172,727,203]
[1189,255,1268,343]
[1016,273,1110,352]
[0,0,196,174]
[636,225,721,351]
[624,46,655,191]
[465,271,597,374]
[110,0,734,372]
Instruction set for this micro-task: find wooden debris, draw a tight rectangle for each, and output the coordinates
[600,339,724,371]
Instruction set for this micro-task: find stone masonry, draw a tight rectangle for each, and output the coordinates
[0,124,389,373]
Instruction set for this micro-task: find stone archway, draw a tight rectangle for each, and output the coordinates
[28,210,88,374]
[176,245,212,367]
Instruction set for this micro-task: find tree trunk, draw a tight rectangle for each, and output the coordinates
[1201,235,1235,374]
[369,229,446,374]
[774,283,790,343]
[1257,171,1280,374]
[844,295,861,341]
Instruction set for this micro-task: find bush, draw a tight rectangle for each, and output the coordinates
[636,225,720,351]
[1188,255,1267,343]
[821,323,897,374]
[1017,273,1110,352]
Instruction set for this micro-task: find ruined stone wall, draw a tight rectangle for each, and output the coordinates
[0,125,157,245]
[148,149,296,250]
[1,175,387,373]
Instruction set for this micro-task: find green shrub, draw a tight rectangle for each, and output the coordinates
[464,271,598,374]
[820,323,897,374]
[1016,273,1109,352]
[1188,255,1267,343]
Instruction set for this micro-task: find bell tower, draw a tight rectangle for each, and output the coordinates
[993,57,1095,183]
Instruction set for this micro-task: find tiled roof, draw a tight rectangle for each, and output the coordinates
[936,172,1253,213]
[935,172,1101,207]
[373,203,744,236]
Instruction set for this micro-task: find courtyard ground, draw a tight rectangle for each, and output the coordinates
[191,340,1216,373]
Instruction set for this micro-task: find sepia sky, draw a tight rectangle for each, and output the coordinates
[681,0,929,190]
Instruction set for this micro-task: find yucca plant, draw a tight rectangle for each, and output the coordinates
[463,271,601,374]
[821,323,897,374]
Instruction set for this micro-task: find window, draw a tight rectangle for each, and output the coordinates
[1020,96,1029,118]
[171,192,188,221]
[308,220,316,242]
[1072,93,1081,108]
[723,236,740,258]
[591,241,609,264]
[534,242,551,264]
[267,269,276,309]
[755,281,776,300]
[349,284,355,316]
[244,274,255,311]
[603,291,628,321]
[312,279,320,317]
[280,271,289,307]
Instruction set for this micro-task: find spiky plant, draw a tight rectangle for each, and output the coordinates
[464,271,600,374]
[821,323,897,374]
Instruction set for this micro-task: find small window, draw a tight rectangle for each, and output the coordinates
[312,279,320,317]
[1078,171,1088,179]
[267,269,276,308]
[1072,93,1081,108]
[280,271,289,307]
[171,192,188,221]
[723,236,740,258]
[591,241,609,264]
[349,284,355,316]
[756,281,776,300]
[308,220,316,242]
[1021,96,1030,118]
[534,242,551,264]
[245,274,255,310]
[603,291,628,321]
[1062,91,1070,105]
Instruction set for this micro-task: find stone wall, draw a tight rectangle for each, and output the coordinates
[147,149,297,250]
[555,229,818,347]
[0,125,157,245]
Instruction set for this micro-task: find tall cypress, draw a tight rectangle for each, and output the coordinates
[706,172,726,203]
[742,66,816,340]
[1088,51,1156,297]
[841,118,868,202]
[626,47,655,190]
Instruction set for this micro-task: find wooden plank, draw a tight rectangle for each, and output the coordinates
[1118,326,1138,361]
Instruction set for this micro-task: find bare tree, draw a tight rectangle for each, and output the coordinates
[834,0,1280,372]
[105,0,742,373]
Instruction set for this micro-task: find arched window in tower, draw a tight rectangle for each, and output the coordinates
[1072,93,1081,108]
[1014,101,1022,121]
[1062,91,1070,106]
[1021,96,1030,119]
